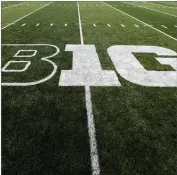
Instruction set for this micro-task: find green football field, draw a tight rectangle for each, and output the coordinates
[1,1,177,175]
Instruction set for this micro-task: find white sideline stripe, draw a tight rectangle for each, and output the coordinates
[36,23,40,26]
[2,2,26,9]
[93,24,96,27]
[107,24,111,27]
[21,23,26,27]
[77,2,100,175]
[65,23,67,26]
[125,2,177,18]
[134,24,139,27]
[50,23,53,26]
[121,24,125,27]
[101,2,177,41]
[161,25,167,28]
[2,2,53,30]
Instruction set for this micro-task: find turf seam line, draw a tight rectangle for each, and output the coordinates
[2,2,27,10]
[125,2,177,18]
[2,2,53,30]
[101,1,177,41]
[77,2,101,175]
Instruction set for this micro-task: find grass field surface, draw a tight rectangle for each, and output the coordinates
[1,1,177,175]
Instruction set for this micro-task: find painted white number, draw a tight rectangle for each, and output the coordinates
[108,45,177,87]
[59,44,120,86]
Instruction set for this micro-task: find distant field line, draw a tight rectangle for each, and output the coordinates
[161,2,177,6]
[101,2,177,42]
[2,2,27,10]
[125,2,177,18]
[2,2,53,30]
[77,2,101,175]
[147,2,177,9]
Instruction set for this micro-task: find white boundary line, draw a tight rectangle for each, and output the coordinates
[125,2,177,18]
[102,1,177,41]
[2,2,27,10]
[2,2,53,30]
[77,2,100,175]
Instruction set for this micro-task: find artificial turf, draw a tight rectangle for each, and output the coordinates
[1,1,177,175]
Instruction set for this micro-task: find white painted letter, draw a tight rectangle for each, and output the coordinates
[2,44,59,86]
[108,45,177,87]
[59,45,120,86]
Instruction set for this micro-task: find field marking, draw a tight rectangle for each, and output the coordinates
[148,2,177,9]
[36,23,40,26]
[2,2,27,10]
[13,50,37,57]
[77,2,100,175]
[2,44,59,86]
[93,24,96,27]
[2,61,31,72]
[77,2,84,45]
[64,23,67,26]
[2,2,53,30]
[134,24,139,28]
[125,2,177,18]
[107,24,111,27]
[102,2,177,41]
[161,25,167,29]
[160,2,177,7]
[175,25,177,28]
[21,23,26,27]
[121,24,125,27]
[50,23,53,26]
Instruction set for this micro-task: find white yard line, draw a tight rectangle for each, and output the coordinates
[77,2,84,45]
[77,2,100,175]
[2,2,27,10]
[121,24,125,27]
[107,24,111,27]
[102,2,177,41]
[174,25,177,28]
[125,2,177,18]
[2,2,53,30]
[36,23,40,26]
[134,24,139,27]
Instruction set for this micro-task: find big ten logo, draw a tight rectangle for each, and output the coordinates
[2,44,177,87]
